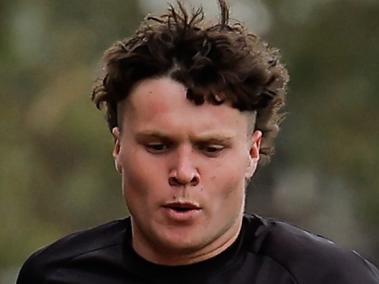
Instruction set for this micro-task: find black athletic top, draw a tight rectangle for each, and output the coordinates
[17,214,379,283]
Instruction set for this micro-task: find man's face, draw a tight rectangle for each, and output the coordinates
[113,77,261,264]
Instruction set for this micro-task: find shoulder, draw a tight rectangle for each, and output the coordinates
[244,214,379,284]
[17,218,129,283]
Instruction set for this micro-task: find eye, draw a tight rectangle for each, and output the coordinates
[145,142,169,154]
[199,144,225,157]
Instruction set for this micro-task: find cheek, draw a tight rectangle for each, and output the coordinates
[208,158,247,199]
[120,151,166,202]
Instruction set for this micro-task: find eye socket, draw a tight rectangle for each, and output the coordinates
[145,142,169,154]
[199,144,225,157]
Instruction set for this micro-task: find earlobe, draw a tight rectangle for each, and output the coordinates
[112,127,121,157]
[115,161,122,174]
[112,127,122,174]
[245,130,262,179]
[250,130,262,159]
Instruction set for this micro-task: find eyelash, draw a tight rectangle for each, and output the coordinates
[145,143,169,153]
[199,144,225,156]
[144,142,226,156]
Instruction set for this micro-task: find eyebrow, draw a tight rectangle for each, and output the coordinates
[135,131,172,142]
[135,131,234,144]
[195,135,233,144]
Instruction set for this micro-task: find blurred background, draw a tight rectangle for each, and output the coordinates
[1,0,378,282]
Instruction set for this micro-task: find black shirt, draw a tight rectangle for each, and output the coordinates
[17,214,379,283]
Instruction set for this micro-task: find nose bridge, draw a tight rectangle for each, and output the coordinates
[176,143,193,169]
[168,143,199,186]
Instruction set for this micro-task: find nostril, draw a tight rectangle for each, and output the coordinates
[168,177,180,186]
[190,176,199,186]
[168,175,200,187]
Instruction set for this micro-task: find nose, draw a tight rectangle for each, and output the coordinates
[168,148,200,187]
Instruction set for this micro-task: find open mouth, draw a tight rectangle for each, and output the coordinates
[163,202,201,213]
[170,207,193,213]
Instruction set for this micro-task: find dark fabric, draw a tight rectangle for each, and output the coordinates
[17,214,379,284]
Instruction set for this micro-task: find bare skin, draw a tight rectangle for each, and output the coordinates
[112,76,261,265]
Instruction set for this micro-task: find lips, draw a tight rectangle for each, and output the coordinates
[162,201,201,221]
[163,202,201,212]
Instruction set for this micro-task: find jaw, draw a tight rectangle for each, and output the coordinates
[130,206,244,266]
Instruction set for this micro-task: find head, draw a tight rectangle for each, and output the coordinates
[91,0,288,265]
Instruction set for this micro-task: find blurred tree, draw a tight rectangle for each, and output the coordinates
[251,0,379,260]
[0,0,143,274]
[1,0,378,282]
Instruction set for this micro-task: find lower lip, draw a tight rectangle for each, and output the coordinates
[162,207,201,222]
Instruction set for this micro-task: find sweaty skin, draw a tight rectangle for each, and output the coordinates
[112,77,261,265]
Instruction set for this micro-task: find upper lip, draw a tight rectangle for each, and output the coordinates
[163,201,201,210]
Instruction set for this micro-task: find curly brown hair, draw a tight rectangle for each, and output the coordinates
[91,0,289,163]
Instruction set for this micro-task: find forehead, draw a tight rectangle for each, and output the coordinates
[118,77,251,136]
[126,77,187,118]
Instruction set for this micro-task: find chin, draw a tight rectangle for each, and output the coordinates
[157,231,205,253]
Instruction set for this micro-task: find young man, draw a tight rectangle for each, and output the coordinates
[17,1,379,283]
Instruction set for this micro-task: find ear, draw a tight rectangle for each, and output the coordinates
[112,127,122,174]
[245,130,262,180]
